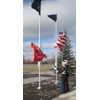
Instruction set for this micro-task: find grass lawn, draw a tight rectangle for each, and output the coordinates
[23,64,53,73]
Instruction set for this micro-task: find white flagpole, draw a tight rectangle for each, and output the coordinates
[55,19,58,84]
[37,15,41,89]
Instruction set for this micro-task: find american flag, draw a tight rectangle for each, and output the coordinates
[54,32,67,52]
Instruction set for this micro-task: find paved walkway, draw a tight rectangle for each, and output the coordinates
[23,76,53,84]
[23,71,55,84]
[52,90,76,100]
[24,71,55,75]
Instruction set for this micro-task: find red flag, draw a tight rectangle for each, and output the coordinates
[31,42,47,62]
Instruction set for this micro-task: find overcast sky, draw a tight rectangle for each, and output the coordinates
[23,0,76,60]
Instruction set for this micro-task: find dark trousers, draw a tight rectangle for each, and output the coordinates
[65,78,70,92]
[61,78,69,93]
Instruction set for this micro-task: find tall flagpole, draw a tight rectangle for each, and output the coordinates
[31,0,42,89]
[48,14,57,84]
[37,15,41,89]
[55,18,58,84]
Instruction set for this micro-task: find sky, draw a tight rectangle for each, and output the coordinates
[23,0,76,60]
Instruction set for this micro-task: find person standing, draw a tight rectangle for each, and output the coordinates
[61,60,70,93]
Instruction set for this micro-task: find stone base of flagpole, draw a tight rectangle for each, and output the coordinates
[55,81,58,85]
[37,87,41,90]
[55,80,59,85]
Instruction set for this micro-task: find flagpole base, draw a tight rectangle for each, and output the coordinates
[37,87,41,90]
[55,81,58,85]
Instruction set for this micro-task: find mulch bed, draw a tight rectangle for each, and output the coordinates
[23,74,76,100]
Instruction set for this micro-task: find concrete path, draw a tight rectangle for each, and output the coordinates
[52,87,76,100]
[23,71,55,84]
[52,90,76,100]
[24,71,55,75]
[23,77,53,84]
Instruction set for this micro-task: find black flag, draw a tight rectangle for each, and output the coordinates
[48,14,57,22]
[31,0,42,15]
